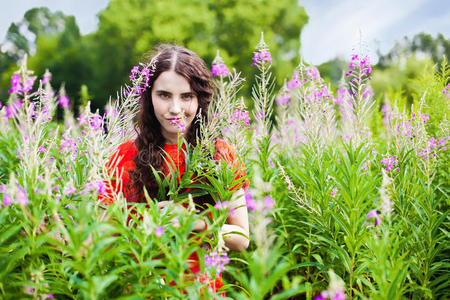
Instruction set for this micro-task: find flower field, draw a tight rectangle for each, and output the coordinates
[0,36,449,299]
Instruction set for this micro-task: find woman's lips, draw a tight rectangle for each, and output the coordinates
[168,118,181,125]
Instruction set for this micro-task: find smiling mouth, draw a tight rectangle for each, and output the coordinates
[168,118,181,125]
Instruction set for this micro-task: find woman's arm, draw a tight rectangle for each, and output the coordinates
[221,188,249,252]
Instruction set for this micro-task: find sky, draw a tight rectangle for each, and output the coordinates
[0,0,448,65]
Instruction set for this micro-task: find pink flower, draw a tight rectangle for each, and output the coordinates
[58,96,70,109]
[211,63,230,77]
[16,187,28,205]
[8,74,22,94]
[366,209,381,226]
[252,49,272,66]
[155,226,164,237]
[3,194,12,207]
[330,187,338,198]
[275,93,290,105]
[286,71,301,90]
[90,115,103,131]
[204,252,230,276]
[245,192,256,211]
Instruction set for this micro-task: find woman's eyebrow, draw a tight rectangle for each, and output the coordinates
[154,89,172,94]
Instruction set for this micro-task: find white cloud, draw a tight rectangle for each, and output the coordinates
[301,0,433,64]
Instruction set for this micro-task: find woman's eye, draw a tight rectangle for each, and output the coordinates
[182,94,193,100]
[160,93,170,99]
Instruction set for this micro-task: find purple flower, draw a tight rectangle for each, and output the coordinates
[214,201,230,210]
[204,252,230,276]
[305,67,320,81]
[330,187,338,198]
[176,123,186,132]
[443,83,450,95]
[275,93,290,105]
[366,209,381,226]
[22,77,36,93]
[155,226,164,237]
[245,192,256,211]
[41,74,51,85]
[332,289,346,300]
[252,49,272,66]
[38,145,48,153]
[286,71,301,90]
[3,194,12,207]
[64,186,77,197]
[211,63,230,77]
[8,74,22,94]
[90,115,103,131]
[24,284,34,295]
[230,109,251,130]
[58,96,70,109]
[16,187,28,205]
[264,195,275,210]
[380,155,398,171]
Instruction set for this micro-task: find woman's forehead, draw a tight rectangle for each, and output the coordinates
[153,70,192,93]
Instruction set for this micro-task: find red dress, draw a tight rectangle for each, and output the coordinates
[98,139,249,294]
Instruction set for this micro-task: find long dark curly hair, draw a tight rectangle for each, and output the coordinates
[128,45,214,203]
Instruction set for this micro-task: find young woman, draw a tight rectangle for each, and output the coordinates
[98,45,249,293]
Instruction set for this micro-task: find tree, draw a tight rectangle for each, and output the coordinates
[89,0,308,108]
[0,7,92,112]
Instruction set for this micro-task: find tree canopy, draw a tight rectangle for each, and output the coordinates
[1,0,309,110]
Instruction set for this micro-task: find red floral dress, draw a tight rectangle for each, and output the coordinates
[98,139,249,294]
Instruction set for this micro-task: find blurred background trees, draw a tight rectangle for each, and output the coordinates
[0,0,308,111]
[0,0,448,113]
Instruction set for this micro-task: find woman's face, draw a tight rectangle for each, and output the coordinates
[151,70,199,144]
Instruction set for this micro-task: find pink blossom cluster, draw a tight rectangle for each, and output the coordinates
[315,289,346,300]
[40,74,51,85]
[275,93,290,105]
[245,192,275,214]
[2,99,23,119]
[8,74,37,94]
[305,66,320,81]
[365,209,381,226]
[58,95,70,109]
[443,83,450,98]
[417,136,449,160]
[1,184,28,208]
[380,155,399,172]
[286,71,301,90]
[230,109,251,130]
[334,88,351,105]
[345,54,372,78]
[214,200,235,215]
[211,63,230,77]
[204,252,230,276]
[90,114,104,131]
[82,180,107,195]
[252,49,272,66]
[128,65,151,95]
[330,187,338,198]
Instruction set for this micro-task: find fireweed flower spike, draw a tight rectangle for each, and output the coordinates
[365,209,381,226]
[155,226,164,238]
[315,269,346,300]
[204,251,230,277]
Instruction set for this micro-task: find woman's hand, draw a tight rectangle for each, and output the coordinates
[221,188,250,252]
[157,200,207,232]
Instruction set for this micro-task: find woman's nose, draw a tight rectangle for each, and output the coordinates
[169,98,181,114]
